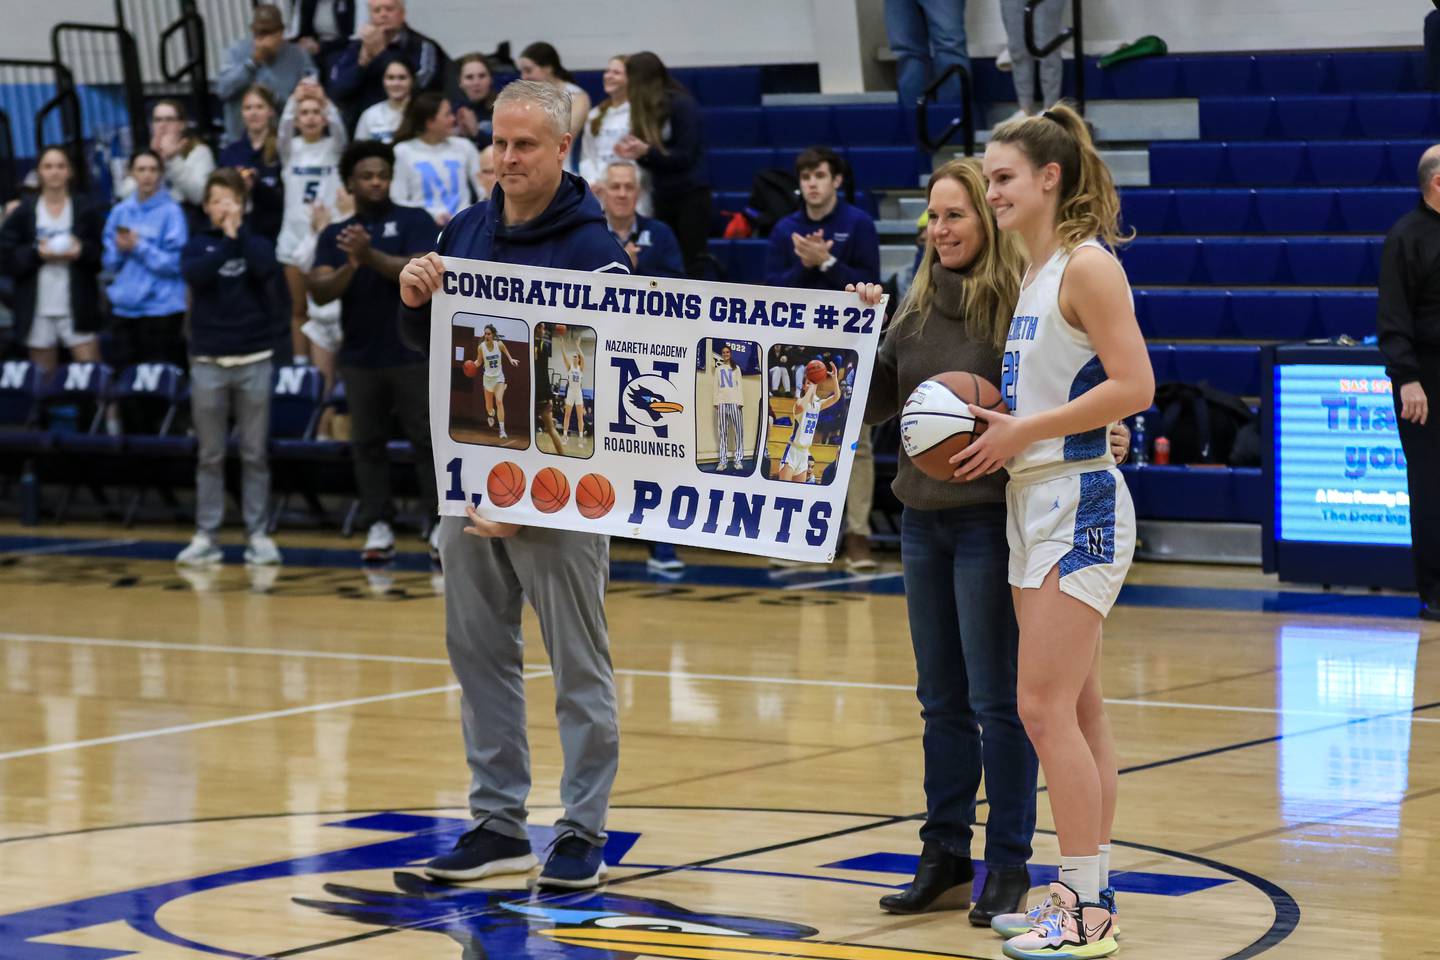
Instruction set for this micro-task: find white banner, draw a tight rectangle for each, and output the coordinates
[429,258,886,563]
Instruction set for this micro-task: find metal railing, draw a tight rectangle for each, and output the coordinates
[114,0,216,133]
[1025,0,1085,115]
[0,59,86,189]
[52,22,147,142]
[916,63,975,156]
[0,109,15,203]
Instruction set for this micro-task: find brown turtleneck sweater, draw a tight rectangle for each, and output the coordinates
[864,262,1008,511]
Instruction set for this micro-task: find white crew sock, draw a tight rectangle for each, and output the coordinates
[1097,844,1112,890]
[1058,854,1101,903]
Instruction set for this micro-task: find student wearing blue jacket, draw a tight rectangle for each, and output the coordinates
[398,80,628,895]
[765,146,881,291]
[175,169,284,568]
[765,146,881,571]
[102,150,190,369]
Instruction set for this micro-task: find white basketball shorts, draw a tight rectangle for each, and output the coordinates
[1005,466,1136,617]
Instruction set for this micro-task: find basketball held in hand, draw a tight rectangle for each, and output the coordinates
[463,360,477,378]
[532,467,571,514]
[576,473,615,519]
[487,462,525,507]
[900,371,1007,481]
[805,359,827,384]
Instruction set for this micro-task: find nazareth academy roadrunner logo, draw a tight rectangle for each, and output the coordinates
[0,808,1287,959]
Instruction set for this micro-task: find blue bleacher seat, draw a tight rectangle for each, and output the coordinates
[0,359,47,457]
[709,148,781,190]
[1335,187,1414,232]
[762,106,834,148]
[844,147,921,192]
[1171,344,1261,396]
[1386,140,1430,183]
[1180,56,1257,97]
[704,107,764,149]
[1105,57,1184,99]
[833,104,907,147]
[269,365,324,441]
[1226,143,1309,186]
[1119,239,1203,285]
[1199,98,1275,140]
[1308,141,1388,184]
[1286,237,1380,286]
[1198,238,1287,285]
[1274,97,1354,140]
[1354,94,1438,139]
[1171,189,1256,233]
[1332,52,1411,94]
[1253,189,1338,232]
[692,67,762,106]
[1149,143,1227,185]
[1134,290,1231,340]
[1122,466,1266,523]
[1229,291,1319,340]
[1120,190,1175,233]
[1315,291,1379,338]
[1253,55,1330,96]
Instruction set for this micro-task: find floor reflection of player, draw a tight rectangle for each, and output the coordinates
[476,323,519,439]
[778,361,839,481]
[534,324,564,452]
[561,351,587,444]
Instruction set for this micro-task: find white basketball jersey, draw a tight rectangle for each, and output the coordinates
[482,340,502,377]
[568,363,583,389]
[281,136,342,232]
[790,394,821,449]
[1004,240,1127,478]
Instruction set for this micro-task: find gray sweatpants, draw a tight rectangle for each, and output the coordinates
[1001,0,1064,113]
[190,358,272,536]
[437,515,619,846]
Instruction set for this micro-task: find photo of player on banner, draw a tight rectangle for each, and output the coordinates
[450,313,529,449]
[535,322,598,458]
[695,338,762,476]
[765,344,858,485]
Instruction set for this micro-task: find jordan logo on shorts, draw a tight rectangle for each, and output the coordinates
[1084,526,1106,557]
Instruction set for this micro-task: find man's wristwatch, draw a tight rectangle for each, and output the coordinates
[819,255,837,272]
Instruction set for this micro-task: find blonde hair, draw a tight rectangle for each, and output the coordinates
[589,54,628,136]
[891,158,1024,351]
[988,101,1131,251]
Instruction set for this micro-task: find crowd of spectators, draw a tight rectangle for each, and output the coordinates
[0,0,917,572]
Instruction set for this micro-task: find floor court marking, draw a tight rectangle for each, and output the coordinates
[0,673,545,763]
[0,537,141,557]
[7,631,1440,728]
[779,571,904,591]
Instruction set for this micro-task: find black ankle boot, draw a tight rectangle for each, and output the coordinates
[967,865,1031,926]
[878,842,974,914]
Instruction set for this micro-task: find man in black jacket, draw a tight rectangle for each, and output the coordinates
[1377,144,1440,620]
[327,0,448,126]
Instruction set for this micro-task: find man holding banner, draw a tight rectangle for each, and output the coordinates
[398,79,628,891]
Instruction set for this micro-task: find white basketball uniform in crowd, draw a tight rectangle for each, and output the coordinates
[1003,239,1136,616]
[276,98,348,269]
[480,339,504,390]
[782,392,822,477]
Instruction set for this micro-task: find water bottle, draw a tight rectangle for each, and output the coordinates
[1130,414,1148,467]
[19,460,40,526]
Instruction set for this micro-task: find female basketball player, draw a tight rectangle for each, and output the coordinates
[956,104,1152,960]
[778,360,839,482]
[561,350,587,443]
[713,344,746,471]
[277,79,348,366]
[477,324,519,439]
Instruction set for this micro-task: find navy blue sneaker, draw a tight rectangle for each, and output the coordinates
[536,832,608,889]
[423,823,538,881]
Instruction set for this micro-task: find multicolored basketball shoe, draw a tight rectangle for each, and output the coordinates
[1002,881,1117,960]
[991,887,1056,939]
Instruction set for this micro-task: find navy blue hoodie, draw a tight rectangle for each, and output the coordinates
[181,225,279,358]
[399,172,629,351]
[764,199,880,291]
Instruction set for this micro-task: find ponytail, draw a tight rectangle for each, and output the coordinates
[989,101,1130,251]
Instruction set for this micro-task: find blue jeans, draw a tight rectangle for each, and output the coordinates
[901,503,1036,868]
[885,0,970,105]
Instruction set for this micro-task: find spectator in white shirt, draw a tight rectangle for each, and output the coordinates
[391,91,482,226]
[354,58,414,144]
